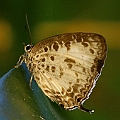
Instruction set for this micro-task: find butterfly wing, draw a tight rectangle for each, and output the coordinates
[28,32,107,112]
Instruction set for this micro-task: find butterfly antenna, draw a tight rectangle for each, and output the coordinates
[25,14,32,45]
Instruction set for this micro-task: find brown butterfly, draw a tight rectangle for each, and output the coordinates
[15,31,107,114]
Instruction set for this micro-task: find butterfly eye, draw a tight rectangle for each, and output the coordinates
[25,44,33,52]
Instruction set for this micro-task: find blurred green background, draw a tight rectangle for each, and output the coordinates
[0,0,120,120]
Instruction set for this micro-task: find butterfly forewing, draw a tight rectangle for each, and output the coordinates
[18,32,107,113]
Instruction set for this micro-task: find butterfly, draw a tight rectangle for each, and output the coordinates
[15,32,107,114]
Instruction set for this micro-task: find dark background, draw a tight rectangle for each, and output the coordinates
[0,0,120,119]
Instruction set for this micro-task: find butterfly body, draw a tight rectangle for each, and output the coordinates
[15,32,107,113]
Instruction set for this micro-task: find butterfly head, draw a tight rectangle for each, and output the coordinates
[14,44,33,68]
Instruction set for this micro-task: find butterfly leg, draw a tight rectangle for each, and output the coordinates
[14,55,25,68]
[29,74,33,88]
[80,105,94,114]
